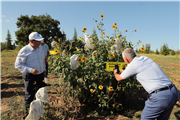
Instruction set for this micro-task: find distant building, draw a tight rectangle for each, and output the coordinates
[146,44,151,51]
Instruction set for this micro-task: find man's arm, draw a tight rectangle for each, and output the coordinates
[114,69,126,81]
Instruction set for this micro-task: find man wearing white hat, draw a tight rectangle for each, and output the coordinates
[15,32,47,120]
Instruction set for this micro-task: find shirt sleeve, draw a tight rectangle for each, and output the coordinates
[120,64,137,79]
[15,49,32,73]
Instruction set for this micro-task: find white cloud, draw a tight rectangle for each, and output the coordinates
[2,15,5,17]
[6,20,10,22]
[11,18,13,19]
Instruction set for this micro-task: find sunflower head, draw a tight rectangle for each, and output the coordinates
[113,104,116,107]
[56,56,59,59]
[110,53,114,58]
[125,30,128,32]
[79,36,82,40]
[100,14,104,18]
[109,86,114,91]
[83,27,87,32]
[90,89,95,93]
[98,85,103,90]
[118,87,121,91]
[96,25,98,28]
[102,32,105,35]
[93,54,97,57]
[112,25,116,29]
[114,22,117,26]
[78,58,81,62]
[54,49,59,54]
[140,47,145,51]
[56,43,59,47]
[63,42,66,45]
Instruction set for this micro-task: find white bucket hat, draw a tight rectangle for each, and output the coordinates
[29,32,44,41]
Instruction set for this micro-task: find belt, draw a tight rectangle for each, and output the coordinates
[149,84,174,95]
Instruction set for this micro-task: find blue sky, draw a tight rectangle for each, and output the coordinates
[0,1,179,51]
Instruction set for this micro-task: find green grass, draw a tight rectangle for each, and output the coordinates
[1,51,180,120]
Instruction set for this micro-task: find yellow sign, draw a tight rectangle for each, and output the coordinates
[106,62,127,71]
[49,50,57,55]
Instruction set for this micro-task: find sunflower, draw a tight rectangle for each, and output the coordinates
[117,36,120,39]
[48,56,50,60]
[109,86,114,91]
[43,80,45,83]
[83,27,87,32]
[81,58,84,62]
[153,58,157,62]
[53,64,55,66]
[125,43,129,46]
[96,25,98,28]
[59,61,62,63]
[140,47,145,51]
[3,68,6,71]
[112,25,116,29]
[56,43,59,47]
[135,29,137,32]
[100,14,104,18]
[58,38,60,42]
[78,58,81,62]
[95,20,97,22]
[101,36,103,40]
[69,46,72,49]
[54,49,59,54]
[91,42,94,45]
[117,103,121,107]
[114,22,117,26]
[110,53,114,58]
[125,30,127,32]
[90,89,95,93]
[77,48,79,52]
[107,40,109,43]
[98,85,103,90]
[89,55,91,57]
[112,104,116,108]
[1,59,3,62]
[116,27,118,29]
[70,41,72,44]
[33,81,37,85]
[63,51,66,54]
[83,57,86,61]
[63,42,66,45]
[56,56,59,59]
[118,87,121,91]
[79,36,82,40]
[102,32,105,35]
[93,54,97,57]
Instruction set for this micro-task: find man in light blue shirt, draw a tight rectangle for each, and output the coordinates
[15,32,47,120]
[114,48,179,120]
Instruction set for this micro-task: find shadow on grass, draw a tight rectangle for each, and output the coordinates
[1,82,24,89]
[1,91,24,98]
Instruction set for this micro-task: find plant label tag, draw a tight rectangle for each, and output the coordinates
[106,62,127,71]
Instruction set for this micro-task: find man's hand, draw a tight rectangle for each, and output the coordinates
[114,69,125,81]
[120,70,124,74]
[31,69,39,75]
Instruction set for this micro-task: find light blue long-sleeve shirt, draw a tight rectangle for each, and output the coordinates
[15,44,45,75]
[120,56,172,93]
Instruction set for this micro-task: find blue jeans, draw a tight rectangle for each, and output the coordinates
[141,85,179,120]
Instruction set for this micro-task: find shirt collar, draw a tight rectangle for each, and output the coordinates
[27,44,35,51]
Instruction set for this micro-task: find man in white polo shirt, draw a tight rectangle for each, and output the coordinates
[114,48,179,120]
[15,32,47,120]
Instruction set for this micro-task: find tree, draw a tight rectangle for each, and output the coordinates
[161,43,169,56]
[155,49,159,54]
[6,30,12,50]
[171,50,175,55]
[15,14,63,47]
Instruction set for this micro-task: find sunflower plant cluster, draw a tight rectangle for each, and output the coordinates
[49,14,141,116]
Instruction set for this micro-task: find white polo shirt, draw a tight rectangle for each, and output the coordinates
[15,44,46,75]
[120,56,172,93]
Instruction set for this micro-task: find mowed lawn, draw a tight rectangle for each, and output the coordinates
[1,50,180,120]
